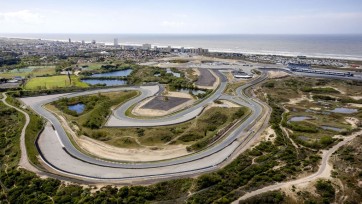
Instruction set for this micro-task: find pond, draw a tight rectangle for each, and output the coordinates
[91,69,132,77]
[166,68,181,78]
[68,103,85,114]
[81,79,127,86]
[330,107,358,114]
[178,88,206,95]
[288,116,312,122]
[321,125,344,132]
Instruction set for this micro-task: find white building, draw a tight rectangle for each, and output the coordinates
[114,38,119,47]
[142,43,152,50]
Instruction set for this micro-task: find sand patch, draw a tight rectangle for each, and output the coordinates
[350,96,362,100]
[209,100,241,108]
[165,91,194,99]
[287,95,311,105]
[193,68,200,77]
[76,136,189,162]
[345,117,360,128]
[347,103,362,108]
[251,126,276,145]
[268,71,290,79]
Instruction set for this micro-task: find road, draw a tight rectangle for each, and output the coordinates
[8,66,361,184]
[1,93,42,174]
[232,130,362,203]
[110,70,228,127]
[18,70,268,181]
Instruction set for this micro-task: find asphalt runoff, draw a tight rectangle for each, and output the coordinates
[195,68,216,86]
[141,96,191,111]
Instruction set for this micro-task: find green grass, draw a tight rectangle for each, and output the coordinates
[24,75,89,90]
[0,72,29,78]
[25,112,44,166]
[31,66,56,76]
[0,66,56,78]
[0,100,23,168]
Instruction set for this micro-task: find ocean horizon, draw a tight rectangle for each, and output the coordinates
[1,33,362,60]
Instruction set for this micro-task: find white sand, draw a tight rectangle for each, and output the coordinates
[268,71,290,79]
[347,103,362,108]
[76,136,189,162]
[287,95,310,105]
[350,96,362,100]
[345,117,360,128]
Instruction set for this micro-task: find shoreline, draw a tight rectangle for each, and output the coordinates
[1,36,362,61]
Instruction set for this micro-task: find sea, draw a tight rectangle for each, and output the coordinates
[1,34,362,60]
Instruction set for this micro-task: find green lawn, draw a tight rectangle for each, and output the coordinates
[24,75,89,90]
[31,66,56,76]
[0,66,56,78]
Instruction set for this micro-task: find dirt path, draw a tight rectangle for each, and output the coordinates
[1,93,42,174]
[232,129,362,203]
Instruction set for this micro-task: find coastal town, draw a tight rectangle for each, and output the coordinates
[1,37,361,90]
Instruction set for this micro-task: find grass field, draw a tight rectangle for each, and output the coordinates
[24,75,89,90]
[0,66,56,78]
[31,66,56,76]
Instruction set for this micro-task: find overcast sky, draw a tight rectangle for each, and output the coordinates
[0,0,361,34]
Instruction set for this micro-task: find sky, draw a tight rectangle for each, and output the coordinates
[0,0,362,34]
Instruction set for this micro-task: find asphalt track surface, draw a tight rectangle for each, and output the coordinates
[109,70,228,127]
[20,70,267,181]
[21,68,361,181]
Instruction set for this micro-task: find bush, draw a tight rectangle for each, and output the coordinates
[301,87,340,94]
[263,82,275,88]
[179,133,203,142]
[320,136,334,146]
[313,95,336,101]
[195,173,222,190]
[287,122,319,133]
[315,180,335,201]
[232,108,245,120]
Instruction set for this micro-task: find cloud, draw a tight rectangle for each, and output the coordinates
[0,10,44,24]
